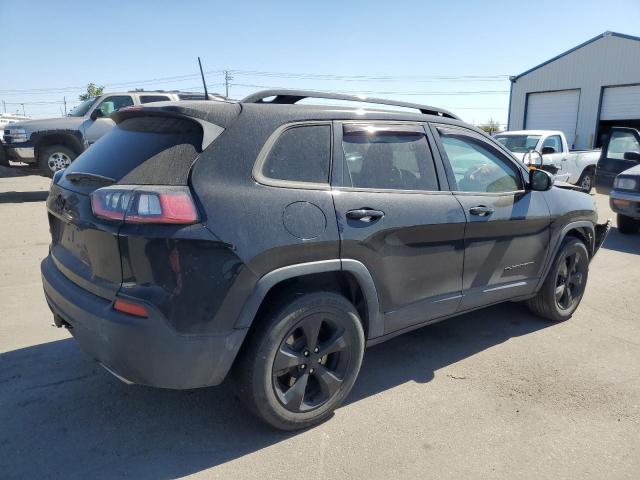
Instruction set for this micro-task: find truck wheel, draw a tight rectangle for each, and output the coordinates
[577,168,594,193]
[233,291,365,430]
[526,237,589,322]
[617,214,639,234]
[37,145,76,177]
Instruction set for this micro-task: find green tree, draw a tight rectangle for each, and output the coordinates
[79,83,105,101]
[478,118,501,135]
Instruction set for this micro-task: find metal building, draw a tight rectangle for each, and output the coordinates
[507,31,640,149]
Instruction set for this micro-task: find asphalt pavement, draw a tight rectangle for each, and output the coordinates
[0,172,638,479]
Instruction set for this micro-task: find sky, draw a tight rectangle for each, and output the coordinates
[1,0,639,125]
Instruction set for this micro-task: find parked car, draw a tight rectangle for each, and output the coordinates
[41,90,610,430]
[608,165,640,233]
[595,127,640,195]
[494,130,599,192]
[2,90,225,176]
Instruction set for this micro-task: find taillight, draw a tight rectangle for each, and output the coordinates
[91,186,198,224]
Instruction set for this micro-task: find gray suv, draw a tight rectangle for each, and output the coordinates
[2,90,224,176]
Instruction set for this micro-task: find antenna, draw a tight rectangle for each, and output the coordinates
[198,57,209,100]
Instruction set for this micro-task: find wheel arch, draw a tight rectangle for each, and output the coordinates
[537,220,595,290]
[235,259,383,340]
[32,130,84,159]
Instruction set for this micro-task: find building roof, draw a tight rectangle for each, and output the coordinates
[511,31,640,81]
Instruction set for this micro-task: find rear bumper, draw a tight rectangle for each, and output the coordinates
[41,255,248,389]
[609,190,640,219]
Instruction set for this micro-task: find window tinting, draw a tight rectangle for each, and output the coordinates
[262,125,331,184]
[342,128,438,191]
[439,130,522,193]
[63,117,204,185]
[140,95,171,104]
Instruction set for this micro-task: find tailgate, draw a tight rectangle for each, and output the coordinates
[47,184,123,299]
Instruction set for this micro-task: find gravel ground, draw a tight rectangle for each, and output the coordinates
[0,173,638,480]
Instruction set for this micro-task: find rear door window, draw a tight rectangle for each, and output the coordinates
[140,95,171,104]
[341,124,439,191]
[259,124,331,185]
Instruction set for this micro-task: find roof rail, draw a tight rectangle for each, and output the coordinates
[241,89,460,119]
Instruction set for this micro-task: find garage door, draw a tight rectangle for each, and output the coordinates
[600,85,640,120]
[525,90,580,144]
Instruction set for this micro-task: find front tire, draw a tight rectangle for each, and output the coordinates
[577,168,594,193]
[37,145,76,177]
[233,291,365,430]
[617,214,639,234]
[526,237,589,322]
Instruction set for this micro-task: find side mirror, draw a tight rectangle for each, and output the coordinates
[523,149,544,169]
[529,169,554,191]
[623,151,640,162]
[90,108,104,121]
[541,146,556,155]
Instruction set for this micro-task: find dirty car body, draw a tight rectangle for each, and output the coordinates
[41,90,610,428]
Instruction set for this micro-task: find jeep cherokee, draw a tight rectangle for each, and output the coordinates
[41,90,610,430]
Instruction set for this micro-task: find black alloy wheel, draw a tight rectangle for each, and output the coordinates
[273,313,351,413]
[233,291,365,430]
[525,237,590,322]
[554,249,586,311]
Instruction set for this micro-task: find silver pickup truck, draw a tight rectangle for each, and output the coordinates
[2,90,223,176]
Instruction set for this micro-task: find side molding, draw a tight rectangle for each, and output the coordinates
[234,259,383,339]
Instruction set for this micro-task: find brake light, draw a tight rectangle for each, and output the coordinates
[113,299,149,317]
[91,186,198,224]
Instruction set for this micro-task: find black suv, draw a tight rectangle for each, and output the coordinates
[42,90,610,430]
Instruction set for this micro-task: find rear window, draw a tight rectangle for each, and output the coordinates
[63,116,206,187]
[140,95,171,104]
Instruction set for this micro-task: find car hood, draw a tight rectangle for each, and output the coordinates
[619,164,640,176]
[7,116,84,135]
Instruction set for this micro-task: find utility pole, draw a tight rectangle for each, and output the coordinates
[63,96,67,115]
[224,70,233,98]
[21,103,25,116]
[2,100,5,113]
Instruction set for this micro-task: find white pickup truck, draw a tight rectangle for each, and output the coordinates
[494,130,599,192]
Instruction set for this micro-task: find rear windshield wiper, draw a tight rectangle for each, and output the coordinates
[65,172,116,185]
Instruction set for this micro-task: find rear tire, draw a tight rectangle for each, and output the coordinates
[577,168,594,193]
[37,144,76,177]
[526,237,589,322]
[233,291,365,431]
[617,214,639,234]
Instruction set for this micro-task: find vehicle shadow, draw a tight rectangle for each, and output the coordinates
[0,303,549,479]
[600,227,640,255]
[0,190,49,203]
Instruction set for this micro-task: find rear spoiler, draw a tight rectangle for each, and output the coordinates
[111,106,225,150]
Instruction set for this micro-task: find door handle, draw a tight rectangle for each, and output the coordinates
[346,208,385,222]
[469,205,494,217]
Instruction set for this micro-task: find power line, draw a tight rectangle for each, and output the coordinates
[228,69,509,82]
[229,83,509,95]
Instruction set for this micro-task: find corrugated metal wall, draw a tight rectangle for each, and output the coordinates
[508,34,640,149]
